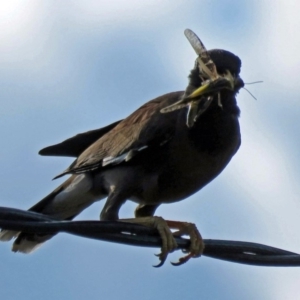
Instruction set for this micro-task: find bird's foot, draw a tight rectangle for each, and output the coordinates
[166,220,204,266]
[120,216,178,267]
[120,217,204,266]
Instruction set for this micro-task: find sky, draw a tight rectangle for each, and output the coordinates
[0,0,300,299]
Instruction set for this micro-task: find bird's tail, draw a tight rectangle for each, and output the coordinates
[0,174,98,253]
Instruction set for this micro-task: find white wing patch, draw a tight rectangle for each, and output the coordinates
[102,146,148,167]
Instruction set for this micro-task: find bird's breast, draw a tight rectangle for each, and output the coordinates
[156,113,241,203]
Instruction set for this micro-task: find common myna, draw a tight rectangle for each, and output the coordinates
[0,30,244,266]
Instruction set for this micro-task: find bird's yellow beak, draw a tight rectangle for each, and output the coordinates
[187,70,236,100]
[186,82,212,99]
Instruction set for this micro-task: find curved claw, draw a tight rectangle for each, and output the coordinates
[167,220,204,265]
[171,253,194,266]
[120,217,178,267]
[120,217,203,267]
[153,252,168,268]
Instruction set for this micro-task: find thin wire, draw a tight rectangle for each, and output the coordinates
[1,206,300,267]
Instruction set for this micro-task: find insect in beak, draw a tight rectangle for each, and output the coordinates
[161,29,243,127]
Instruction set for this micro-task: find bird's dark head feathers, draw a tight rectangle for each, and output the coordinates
[208,49,241,76]
[187,48,243,95]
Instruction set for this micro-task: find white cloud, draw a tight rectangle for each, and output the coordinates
[67,0,184,26]
[249,0,300,95]
[0,1,39,38]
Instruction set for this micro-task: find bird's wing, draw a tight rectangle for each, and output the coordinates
[54,91,183,178]
[39,121,121,157]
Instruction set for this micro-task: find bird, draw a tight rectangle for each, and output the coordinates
[0,29,244,266]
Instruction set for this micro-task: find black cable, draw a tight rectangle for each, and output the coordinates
[0,206,299,267]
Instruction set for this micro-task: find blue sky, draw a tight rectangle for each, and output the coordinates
[0,1,300,299]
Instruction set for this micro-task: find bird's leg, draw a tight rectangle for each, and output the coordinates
[120,216,178,267]
[100,189,128,221]
[166,220,204,266]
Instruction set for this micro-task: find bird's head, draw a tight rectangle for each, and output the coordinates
[161,29,244,127]
[208,49,244,90]
[186,48,244,100]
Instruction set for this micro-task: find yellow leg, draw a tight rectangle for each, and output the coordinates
[120,217,204,267]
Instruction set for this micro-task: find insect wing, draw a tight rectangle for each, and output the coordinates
[184,29,218,80]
